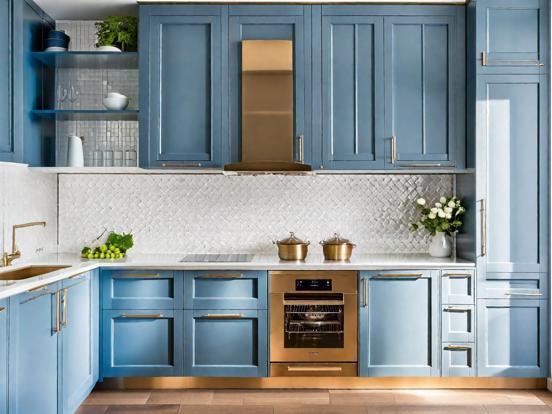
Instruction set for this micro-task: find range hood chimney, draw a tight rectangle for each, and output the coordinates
[224,40,312,173]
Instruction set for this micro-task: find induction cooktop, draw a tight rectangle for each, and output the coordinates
[180,254,255,263]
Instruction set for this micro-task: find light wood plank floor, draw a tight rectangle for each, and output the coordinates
[77,389,552,414]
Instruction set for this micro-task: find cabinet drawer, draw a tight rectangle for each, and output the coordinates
[102,309,183,377]
[184,270,267,310]
[184,309,268,377]
[442,343,475,377]
[442,305,474,343]
[441,270,475,304]
[102,270,183,309]
[478,272,547,299]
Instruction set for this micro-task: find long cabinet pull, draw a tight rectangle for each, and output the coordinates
[117,313,165,319]
[199,273,244,279]
[28,284,51,293]
[61,288,68,327]
[287,366,343,372]
[199,313,245,319]
[374,273,423,279]
[444,273,472,278]
[444,306,471,312]
[504,291,543,297]
[362,278,367,308]
[480,199,487,257]
[398,163,449,168]
[297,135,304,164]
[445,345,471,351]
[118,273,161,278]
[481,51,544,67]
[390,136,397,164]
[54,291,61,334]
[160,163,202,168]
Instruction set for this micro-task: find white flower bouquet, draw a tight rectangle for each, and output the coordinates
[410,196,465,237]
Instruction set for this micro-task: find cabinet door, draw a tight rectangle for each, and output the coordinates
[9,284,59,414]
[359,270,439,377]
[140,8,223,168]
[184,309,268,377]
[321,15,384,170]
[102,309,183,377]
[441,270,475,305]
[442,343,475,377]
[476,75,548,274]
[0,300,7,414]
[477,299,548,377]
[0,0,13,161]
[60,273,96,414]
[384,15,458,168]
[228,7,310,165]
[476,0,548,73]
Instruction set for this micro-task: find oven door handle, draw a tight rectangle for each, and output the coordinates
[286,366,343,373]
[283,300,345,306]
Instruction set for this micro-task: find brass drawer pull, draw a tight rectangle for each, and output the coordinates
[54,291,61,334]
[504,291,543,297]
[444,306,471,312]
[199,273,244,279]
[28,284,52,293]
[199,313,245,319]
[297,134,304,164]
[161,163,202,168]
[481,51,544,67]
[284,300,344,306]
[118,273,161,278]
[362,278,367,308]
[117,313,164,319]
[61,288,68,327]
[0,307,5,313]
[445,345,471,351]
[480,199,487,257]
[398,163,448,168]
[444,273,472,278]
[287,366,343,372]
[390,136,397,164]
[375,273,423,279]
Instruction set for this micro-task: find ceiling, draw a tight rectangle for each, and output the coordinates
[34,0,138,20]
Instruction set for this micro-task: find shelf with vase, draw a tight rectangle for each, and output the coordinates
[31,109,139,121]
[31,51,139,69]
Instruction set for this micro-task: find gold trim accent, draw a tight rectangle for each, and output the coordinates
[97,377,546,390]
[444,345,472,351]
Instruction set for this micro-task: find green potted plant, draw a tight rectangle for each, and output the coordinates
[95,16,138,52]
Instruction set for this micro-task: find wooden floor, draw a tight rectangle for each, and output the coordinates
[77,389,552,413]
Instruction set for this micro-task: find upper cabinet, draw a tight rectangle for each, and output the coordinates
[0,0,13,160]
[139,5,225,168]
[476,0,548,74]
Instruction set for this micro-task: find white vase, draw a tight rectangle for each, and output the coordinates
[429,232,452,258]
[67,135,84,167]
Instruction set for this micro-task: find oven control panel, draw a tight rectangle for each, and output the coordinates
[295,279,332,291]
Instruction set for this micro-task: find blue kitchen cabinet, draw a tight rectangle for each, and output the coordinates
[184,309,268,377]
[8,283,60,414]
[60,272,98,414]
[102,269,183,309]
[442,305,475,343]
[0,300,8,414]
[228,6,312,166]
[476,0,548,74]
[476,75,548,276]
[383,13,464,169]
[441,270,475,305]
[102,309,183,377]
[477,299,548,377]
[442,343,475,377]
[0,0,13,161]
[359,270,440,377]
[320,15,384,169]
[183,270,267,310]
[139,6,225,168]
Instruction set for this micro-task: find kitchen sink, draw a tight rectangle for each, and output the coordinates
[0,265,71,281]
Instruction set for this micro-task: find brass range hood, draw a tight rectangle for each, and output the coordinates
[224,40,312,173]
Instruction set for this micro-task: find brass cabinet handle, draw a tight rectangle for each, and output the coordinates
[54,290,61,334]
[444,306,471,312]
[390,136,397,164]
[398,163,448,168]
[297,135,304,164]
[199,273,244,279]
[199,313,245,319]
[445,345,471,351]
[161,163,202,168]
[374,273,423,279]
[481,51,544,67]
[287,366,343,372]
[443,273,472,278]
[118,273,161,278]
[61,288,68,327]
[28,284,52,293]
[504,291,543,297]
[117,313,164,319]
[480,199,487,257]
[0,307,5,313]
[481,51,488,66]
[362,278,367,308]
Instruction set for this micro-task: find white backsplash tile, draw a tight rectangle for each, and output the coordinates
[58,174,454,255]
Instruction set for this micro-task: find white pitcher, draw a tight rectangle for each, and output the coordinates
[67,135,84,167]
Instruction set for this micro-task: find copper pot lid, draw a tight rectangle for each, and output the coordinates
[320,233,354,246]
[274,232,310,246]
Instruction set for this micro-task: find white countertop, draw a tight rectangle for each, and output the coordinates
[0,253,474,300]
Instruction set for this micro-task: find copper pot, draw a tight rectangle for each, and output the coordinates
[273,232,310,261]
[320,233,356,261]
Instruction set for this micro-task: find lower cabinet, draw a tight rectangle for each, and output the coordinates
[102,309,184,377]
[477,299,548,377]
[184,309,268,377]
[359,270,440,377]
[442,343,475,377]
[0,299,8,414]
[8,283,60,414]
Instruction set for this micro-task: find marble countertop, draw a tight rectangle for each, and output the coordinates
[0,253,475,300]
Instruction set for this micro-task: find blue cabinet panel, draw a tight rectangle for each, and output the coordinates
[442,305,474,343]
[477,299,548,377]
[478,272,548,300]
[102,309,183,377]
[0,300,7,414]
[476,0,548,73]
[184,309,268,377]
[442,343,475,377]
[60,272,96,414]
[102,269,183,309]
[228,9,311,165]
[476,75,548,274]
[321,15,384,169]
[140,6,224,168]
[184,270,267,310]
[441,270,475,305]
[384,15,459,168]
[0,0,13,159]
[359,270,439,377]
[9,283,59,414]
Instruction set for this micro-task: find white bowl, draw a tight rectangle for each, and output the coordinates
[103,95,129,110]
[96,45,122,52]
[45,46,67,52]
[107,92,127,99]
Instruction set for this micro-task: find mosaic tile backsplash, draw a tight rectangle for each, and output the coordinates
[58,174,454,255]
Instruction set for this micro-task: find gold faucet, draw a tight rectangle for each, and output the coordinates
[2,221,47,267]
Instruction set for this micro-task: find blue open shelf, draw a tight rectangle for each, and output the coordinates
[31,51,139,69]
[31,109,139,121]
